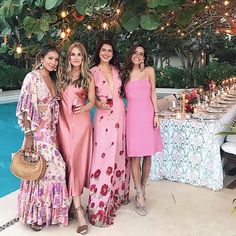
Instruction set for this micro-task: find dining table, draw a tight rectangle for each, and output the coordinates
[150,92,236,190]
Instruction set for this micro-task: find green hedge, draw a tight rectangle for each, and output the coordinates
[157,62,236,88]
[0,62,29,91]
[1,61,236,91]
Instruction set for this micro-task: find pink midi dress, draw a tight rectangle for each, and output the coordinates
[125,79,163,157]
[88,66,130,227]
[57,85,93,197]
[16,71,69,227]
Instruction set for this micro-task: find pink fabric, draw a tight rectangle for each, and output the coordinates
[16,71,69,227]
[88,66,130,227]
[57,85,93,197]
[125,79,163,157]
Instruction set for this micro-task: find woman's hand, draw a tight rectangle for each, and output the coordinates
[23,135,34,152]
[73,104,85,114]
[96,100,111,110]
[153,116,160,129]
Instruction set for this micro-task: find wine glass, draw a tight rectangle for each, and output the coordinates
[72,97,81,113]
[170,100,176,111]
[106,94,113,108]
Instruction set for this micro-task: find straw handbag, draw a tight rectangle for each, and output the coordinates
[11,149,46,181]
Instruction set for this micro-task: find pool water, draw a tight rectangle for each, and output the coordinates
[0,103,23,198]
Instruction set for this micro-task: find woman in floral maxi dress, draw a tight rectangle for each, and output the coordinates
[16,44,69,231]
[88,39,130,227]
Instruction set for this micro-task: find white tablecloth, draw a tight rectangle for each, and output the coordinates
[150,104,236,190]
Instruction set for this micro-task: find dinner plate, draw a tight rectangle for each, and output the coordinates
[209,103,228,108]
[203,107,225,113]
[226,94,236,98]
[221,96,236,101]
[218,100,233,104]
[192,112,218,120]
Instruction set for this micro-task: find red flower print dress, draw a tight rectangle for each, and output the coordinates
[88,66,130,227]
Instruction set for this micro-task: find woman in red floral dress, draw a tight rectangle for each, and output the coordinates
[88,39,130,227]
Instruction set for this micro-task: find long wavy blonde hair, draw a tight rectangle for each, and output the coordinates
[58,42,92,91]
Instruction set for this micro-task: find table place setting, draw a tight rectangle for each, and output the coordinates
[192,111,219,121]
[202,107,225,113]
[209,103,228,108]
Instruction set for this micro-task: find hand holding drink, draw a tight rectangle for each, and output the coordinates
[72,98,81,113]
[106,94,113,108]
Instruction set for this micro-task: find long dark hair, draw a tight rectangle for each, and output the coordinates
[33,44,62,81]
[92,39,120,69]
[121,43,147,87]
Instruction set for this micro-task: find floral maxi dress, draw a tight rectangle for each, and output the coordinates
[16,71,69,227]
[88,66,130,227]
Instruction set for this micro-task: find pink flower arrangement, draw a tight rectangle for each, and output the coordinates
[184,89,199,113]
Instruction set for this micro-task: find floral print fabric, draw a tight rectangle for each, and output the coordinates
[88,66,130,227]
[16,71,69,227]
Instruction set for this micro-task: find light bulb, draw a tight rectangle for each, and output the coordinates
[61,11,68,18]
[87,25,92,30]
[224,1,230,6]
[102,22,108,29]
[16,45,22,54]
[66,27,71,34]
[60,31,66,39]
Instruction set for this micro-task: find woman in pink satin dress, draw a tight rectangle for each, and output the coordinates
[57,42,95,234]
[122,43,163,216]
[88,39,130,227]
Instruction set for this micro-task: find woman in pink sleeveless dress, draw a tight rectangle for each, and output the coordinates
[123,43,163,216]
[57,42,95,234]
[88,39,130,227]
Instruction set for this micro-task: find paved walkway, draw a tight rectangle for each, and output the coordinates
[0,180,235,236]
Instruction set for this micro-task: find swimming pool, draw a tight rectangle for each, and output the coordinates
[0,103,23,198]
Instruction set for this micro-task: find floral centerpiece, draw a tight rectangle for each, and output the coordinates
[184,89,199,113]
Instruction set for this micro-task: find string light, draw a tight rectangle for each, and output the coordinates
[16,44,22,54]
[166,22,170,26]
[224,1,230,6]
[116,9,121,14]
[61,11,68,18]
[60,31,66,39]
[197,31,202,36]
[181,32,185,37]
[66,27,71,34]
[224,12,229,16]
[3,35,7,44]
[87,25,92,30]
[102,22,108,29]
[160,26,165,31]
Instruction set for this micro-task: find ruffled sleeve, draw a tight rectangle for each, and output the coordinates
[16,71,40,131]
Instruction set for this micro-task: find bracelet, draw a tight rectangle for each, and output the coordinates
[24,129,32,134]
[154,111,158,116]
[25,132,33,137]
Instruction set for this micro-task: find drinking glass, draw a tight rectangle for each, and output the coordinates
[72,97,81,113]
[107,94,113,108]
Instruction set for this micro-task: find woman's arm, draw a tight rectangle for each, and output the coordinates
[148,67,160,128]
[22,112,34,152]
